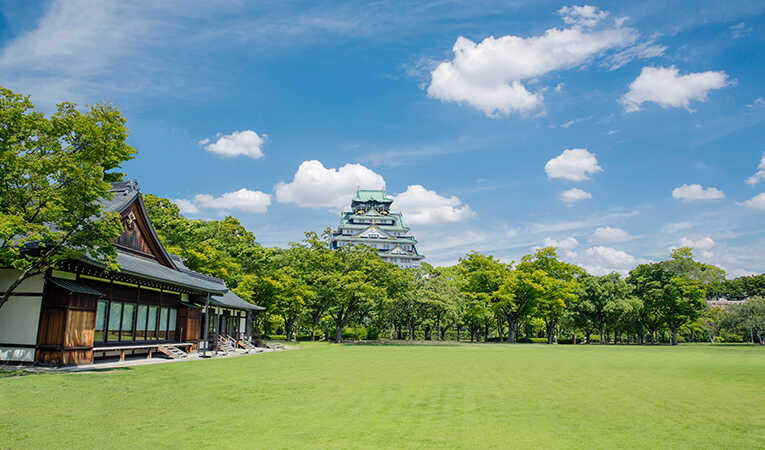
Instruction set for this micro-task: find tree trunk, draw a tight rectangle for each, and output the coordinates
[545,320,554,344]
[456,326,461,341]
[395,324,402,340]
[408,321,415,341]
[334,315,345,343]
[483,323,489,342]
[506,317,516,343]
[284,318,292,342]
[424,325,431,340]
[599,323,606,345]
[671,327,679,346]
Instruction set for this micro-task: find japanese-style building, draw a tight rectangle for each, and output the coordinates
[0,180,264,365]
[330,189,425,268]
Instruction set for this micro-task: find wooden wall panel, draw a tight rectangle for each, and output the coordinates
[37,308,66,346]
[65,310,95,348]
[178,307,201,343]
[36,284,97,365]
[115,206,153,255]
[63,350,93,365]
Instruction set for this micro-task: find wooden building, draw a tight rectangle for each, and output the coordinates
[0,180,263,365]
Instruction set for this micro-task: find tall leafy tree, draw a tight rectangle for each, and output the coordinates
[518,248,583,344]
[577,273,633,344]
[459,252,523,342]
[324,245,386,342]
[726,297,765,345]
[420,265,462,340]
[628,249,708,345]
[0,87,135,309]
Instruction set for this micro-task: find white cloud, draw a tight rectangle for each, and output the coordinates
[606,40,666,70]
[543,236,579,250]
[730,22,752,39]
[621,66,733,112]
[585,246,635,267]
[747,97,765,108]
[559,116,590,128]
[546,148,603,181]
[0,1,191,109]
[200,130,266,159]
[393,185,475,226]
[672,184,725,201]
[174,199,199,215]
[663,222,694,233]
[529,210,638,234]
[561,188,592,204]
[275,160,385,209]
[741,193,765,210]
[591,226,631,243]
[558,5,609,27]
[192,188,271,213]
[427,5,637,117]
[746,153,765,186]
[679,236,715,249]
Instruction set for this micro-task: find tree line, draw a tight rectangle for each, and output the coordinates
[2,86,762,346]
[144,195,765,345]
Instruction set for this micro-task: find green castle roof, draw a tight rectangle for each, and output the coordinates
[354,189,393,203]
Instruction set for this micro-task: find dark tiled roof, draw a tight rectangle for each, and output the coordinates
[81,250,227,294]
[48,277,106,296]
[168,254,265,311]
[101,180,140,214]
[210,289,265,311]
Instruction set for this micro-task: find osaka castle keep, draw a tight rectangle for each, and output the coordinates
[330,189,425,268]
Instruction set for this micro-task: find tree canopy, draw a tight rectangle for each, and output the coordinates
[0,87,135,309]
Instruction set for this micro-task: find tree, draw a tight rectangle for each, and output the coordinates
[728,297,765,345]
[420,265,461,340]
[458,252,524,342]
[662,277,706,345]
[324,245,386,342]
[518,248,583,344]
[0,87,136,310]
[577,273,633,344]
[627,250,708,345]
[496,268,545,343]
[296,232,335,341]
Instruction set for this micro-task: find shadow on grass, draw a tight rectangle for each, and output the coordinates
[340,339,476,347]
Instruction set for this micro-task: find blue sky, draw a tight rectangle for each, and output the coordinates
[1,1,764,276]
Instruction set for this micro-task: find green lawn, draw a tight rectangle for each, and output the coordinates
[1,343,764,449]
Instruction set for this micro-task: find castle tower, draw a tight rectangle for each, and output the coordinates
[330,189,425,268]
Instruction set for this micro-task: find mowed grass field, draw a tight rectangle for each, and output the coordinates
[1,343,764,449]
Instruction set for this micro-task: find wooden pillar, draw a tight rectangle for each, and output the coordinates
[202,294,210,353]
[245,311,252,340]
[214,306,220,353]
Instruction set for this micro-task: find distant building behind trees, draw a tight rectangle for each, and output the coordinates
[330,189,425,268]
